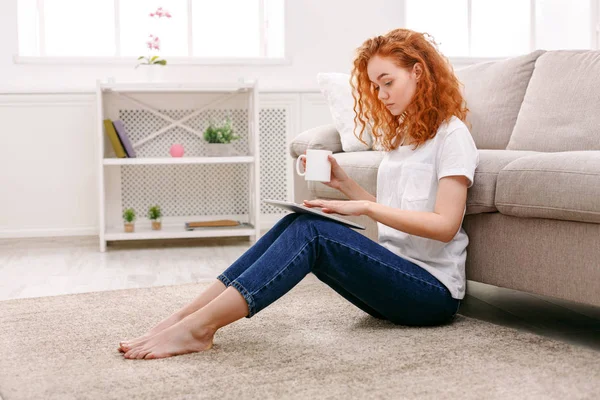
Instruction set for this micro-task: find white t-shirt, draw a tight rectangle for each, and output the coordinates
[376,116,479,299]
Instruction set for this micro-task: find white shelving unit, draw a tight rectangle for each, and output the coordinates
[96,80,261,252]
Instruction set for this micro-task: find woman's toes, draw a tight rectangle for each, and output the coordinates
[121,338,145,352]
[138,349,151,359]
[133,349,146,359]
[118,343,131,353]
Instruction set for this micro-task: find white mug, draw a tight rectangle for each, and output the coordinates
[296,149,332,182]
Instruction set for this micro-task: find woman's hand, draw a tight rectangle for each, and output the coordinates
[302,153,351,191]
[303,199,370,216]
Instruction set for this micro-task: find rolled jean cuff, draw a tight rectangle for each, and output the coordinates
[230,280,257,319]
[216,273,232,287]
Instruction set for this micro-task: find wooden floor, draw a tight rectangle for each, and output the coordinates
[1,234,599,351]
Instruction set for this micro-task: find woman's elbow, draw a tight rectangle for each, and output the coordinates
[440,226,460,243]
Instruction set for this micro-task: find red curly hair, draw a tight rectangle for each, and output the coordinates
[351,28,468,151]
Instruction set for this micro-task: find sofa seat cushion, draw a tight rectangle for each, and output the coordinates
[309,150,541,218]
[308,151,385,200]
[496,151,600,223]
[467,150,540,215]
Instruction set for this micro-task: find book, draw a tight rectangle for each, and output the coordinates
[103,119,127,158]
[185,220,244,230]
[112,120,137,158]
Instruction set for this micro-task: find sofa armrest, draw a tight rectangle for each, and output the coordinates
[289,124,343,158]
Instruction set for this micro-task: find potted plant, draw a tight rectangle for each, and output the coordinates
[148,205,163,230]
[123,208,136,232]
[134,6,171,82]
[203,116,241,156]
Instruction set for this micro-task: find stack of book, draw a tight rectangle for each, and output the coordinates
[103,119,137,158]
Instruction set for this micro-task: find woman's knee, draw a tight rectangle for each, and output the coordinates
[290,214,325,231]
[282,213,301,222]
[295,213,336,227]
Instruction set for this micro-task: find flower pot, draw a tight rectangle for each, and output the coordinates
[151,220,162,230]
[205,143,238,157]
[124,222,135,233]
[138,64,167,82]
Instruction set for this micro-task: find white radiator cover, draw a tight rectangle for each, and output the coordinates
[118,107,288,218]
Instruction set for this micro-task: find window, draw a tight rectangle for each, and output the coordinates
[17,0,285,61]
[405,0,598,58]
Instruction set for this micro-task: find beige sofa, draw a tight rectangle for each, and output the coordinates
[290,50,600,308]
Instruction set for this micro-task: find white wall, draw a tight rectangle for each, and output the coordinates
[0,0,406,91]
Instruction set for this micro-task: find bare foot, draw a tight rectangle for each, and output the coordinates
[118,313,184,353]
[122,318,215,360]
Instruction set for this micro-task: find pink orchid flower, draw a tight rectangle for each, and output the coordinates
[146,35,160,50]
[151,7,171,18]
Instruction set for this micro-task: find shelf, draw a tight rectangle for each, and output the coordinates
[103,156,255,166]
[99,81,256,93]
[105,222,256,241]
[97,80,261,251]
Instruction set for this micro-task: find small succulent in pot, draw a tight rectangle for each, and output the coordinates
[123,208,136,233]
[148,205,163,230]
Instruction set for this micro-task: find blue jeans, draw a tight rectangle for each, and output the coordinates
[217,213,461,326]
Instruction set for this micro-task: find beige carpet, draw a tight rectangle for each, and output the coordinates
[1,274,598,400]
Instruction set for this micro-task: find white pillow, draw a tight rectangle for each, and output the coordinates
[317,72,374,152]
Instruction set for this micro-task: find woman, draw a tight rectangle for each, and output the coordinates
[118,28,479,360]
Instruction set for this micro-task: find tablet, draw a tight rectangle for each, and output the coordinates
[263,199,366,230]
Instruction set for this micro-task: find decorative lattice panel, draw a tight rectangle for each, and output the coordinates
[259,108,288,215]
[118,108,288,218]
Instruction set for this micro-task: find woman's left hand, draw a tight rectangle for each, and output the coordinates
[303,199,370,216]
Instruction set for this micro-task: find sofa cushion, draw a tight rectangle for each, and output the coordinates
[317,72,377,152]
[308,151,385,200]
[507,50,600,152]
[466,150,540,215]
[454,50,545,150]
[496,151,600,223]
[308,149,541,218]
[289,124,343,158]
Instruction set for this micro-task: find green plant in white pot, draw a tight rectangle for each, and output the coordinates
[203,116,240,156]
[148,205,162,230]
[123,208,136,233]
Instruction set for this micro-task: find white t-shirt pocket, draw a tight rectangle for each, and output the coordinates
[401,162,434,210]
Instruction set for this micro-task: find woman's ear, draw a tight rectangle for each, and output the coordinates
[413,63,423,81]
